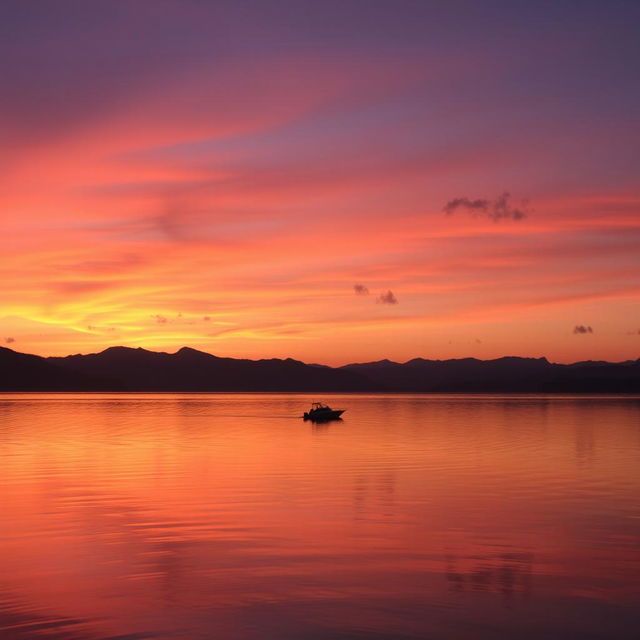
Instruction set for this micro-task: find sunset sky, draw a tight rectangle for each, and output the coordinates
[2,0,639,365]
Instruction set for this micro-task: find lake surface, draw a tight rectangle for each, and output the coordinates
[1,393,639,640]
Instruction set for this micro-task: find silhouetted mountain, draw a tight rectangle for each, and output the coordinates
[342,356,553,392]
[0,346,638,392]
[47,346,373,391]
[341,356,640,392]
[549,359,640,392]
[0,346,114,391]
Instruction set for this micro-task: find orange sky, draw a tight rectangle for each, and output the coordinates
[1,2,639,364]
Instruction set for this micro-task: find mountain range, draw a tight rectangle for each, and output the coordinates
[1,346,639,392]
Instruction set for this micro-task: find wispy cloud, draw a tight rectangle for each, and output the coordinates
[573,325,593,334]
[353,283,369,295]
[154,315,168,324]
[4,337,15,344]
[377,290,398,304]
[443,192,528,222]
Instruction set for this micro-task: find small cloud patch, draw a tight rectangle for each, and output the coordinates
[5,337,15,344]
[353,284,370,296]
[377,290,398,305]
[154,315,168,324]
[443,192,528,222]
[203,316,211,322]
[573,325,593,334]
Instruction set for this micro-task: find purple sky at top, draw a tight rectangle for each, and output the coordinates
[3,0,639,165]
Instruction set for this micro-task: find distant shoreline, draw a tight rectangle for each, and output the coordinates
[2,345,639,393]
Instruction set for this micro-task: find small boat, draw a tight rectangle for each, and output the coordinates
[303,402,345,421]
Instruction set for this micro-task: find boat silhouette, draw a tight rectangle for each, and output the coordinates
[303,402,345,421]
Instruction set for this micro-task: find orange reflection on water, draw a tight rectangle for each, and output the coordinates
[1,394,639,639]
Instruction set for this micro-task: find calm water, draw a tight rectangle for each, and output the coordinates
[1,394,639,640]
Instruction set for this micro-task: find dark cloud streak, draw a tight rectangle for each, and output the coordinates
[573,325,593,334]
[377,290,398,304]
[443,192,528,222]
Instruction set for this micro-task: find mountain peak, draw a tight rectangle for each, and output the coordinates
[175,346,216,359]
[100,346,150,355]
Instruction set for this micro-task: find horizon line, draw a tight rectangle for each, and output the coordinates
[3,343,638,369]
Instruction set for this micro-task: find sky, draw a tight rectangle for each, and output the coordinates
[1,0,639,365]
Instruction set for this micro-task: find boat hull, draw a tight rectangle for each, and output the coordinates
[303,409,344,422]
